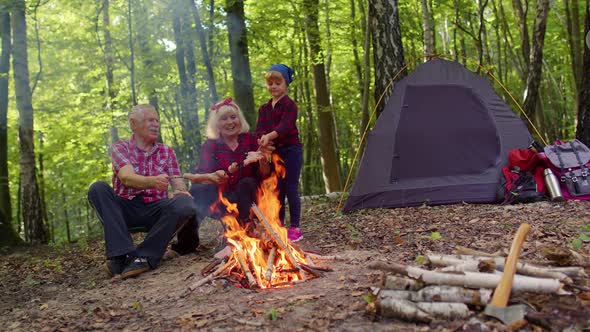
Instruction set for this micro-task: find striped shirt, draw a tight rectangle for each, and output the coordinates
[111,135,181,202]
[196,132,260,190]
[255,95,302,147]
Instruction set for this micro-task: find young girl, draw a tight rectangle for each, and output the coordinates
[256,64,303,242]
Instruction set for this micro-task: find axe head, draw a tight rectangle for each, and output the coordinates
[484,303,526,325]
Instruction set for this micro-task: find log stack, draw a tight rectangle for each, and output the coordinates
[367,248,589,324]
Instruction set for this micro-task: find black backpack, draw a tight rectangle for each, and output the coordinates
[501,168,547,204]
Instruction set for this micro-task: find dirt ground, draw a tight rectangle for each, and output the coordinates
[1,198,590,331]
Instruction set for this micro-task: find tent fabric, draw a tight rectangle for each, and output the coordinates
[343,58,533,212]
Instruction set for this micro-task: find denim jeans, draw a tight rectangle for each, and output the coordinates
[276,145,302,227]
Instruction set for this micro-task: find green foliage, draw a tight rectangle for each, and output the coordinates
[4,0,585,244]
[266,308,278,321]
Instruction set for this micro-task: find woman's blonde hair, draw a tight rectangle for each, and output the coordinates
[206,98,250,139]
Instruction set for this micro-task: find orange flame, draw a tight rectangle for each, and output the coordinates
[215,153,310,288]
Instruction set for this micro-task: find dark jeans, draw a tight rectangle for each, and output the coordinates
[87,181,196,268]
[277,145,302,227]
[172,177,258,253]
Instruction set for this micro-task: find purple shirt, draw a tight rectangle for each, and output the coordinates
[111,135,181,203]
[195,132,260,190]
[255,95,302,147]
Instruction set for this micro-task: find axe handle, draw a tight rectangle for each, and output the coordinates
[489,223,531,307]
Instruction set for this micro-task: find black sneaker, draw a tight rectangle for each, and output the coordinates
[121,257,150,279]
[105,256,127,277]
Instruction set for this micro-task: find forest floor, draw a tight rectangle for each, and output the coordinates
[1,198,590,331]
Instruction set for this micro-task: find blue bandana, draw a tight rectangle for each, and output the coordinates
[268,64,294,86]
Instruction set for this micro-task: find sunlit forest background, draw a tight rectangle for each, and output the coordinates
[1,0,588,245]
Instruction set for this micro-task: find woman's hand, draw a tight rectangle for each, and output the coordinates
[209,170,228,184]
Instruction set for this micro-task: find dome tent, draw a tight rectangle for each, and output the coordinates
[343,58,533,212]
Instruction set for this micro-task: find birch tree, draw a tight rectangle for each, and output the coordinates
[369,0,405,115]
[522,0,550,128]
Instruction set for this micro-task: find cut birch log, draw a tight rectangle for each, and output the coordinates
[378,286,491,305]
[375,298,432,323]
[382,274,425,291]
[407,267,563,294]
[438,260,496,273]
[455,246,507,257]
[415,302,470,319]
[376,298,470,321]
[546,266,588,278]
[426,254,573,284]
[370,262,565,294]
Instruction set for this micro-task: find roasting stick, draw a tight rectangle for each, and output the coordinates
[251,203,307,281]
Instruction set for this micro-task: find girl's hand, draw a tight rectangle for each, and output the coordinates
[258,134,272,147]
[228,162,240,174]
[243,151,264,166]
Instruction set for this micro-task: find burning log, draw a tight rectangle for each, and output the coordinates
[251,203,307,281]
[236,248,257,288]
[304,252,344,261]
[188,259,234,291]
[265,247,277,282]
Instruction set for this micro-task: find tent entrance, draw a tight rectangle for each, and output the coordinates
[390,84,499,183]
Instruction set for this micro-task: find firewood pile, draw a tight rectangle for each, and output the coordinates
[366,244,590,326]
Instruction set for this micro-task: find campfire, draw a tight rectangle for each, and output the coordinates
[189,156,328,290]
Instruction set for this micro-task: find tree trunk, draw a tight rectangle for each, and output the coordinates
[576,0,590,146]
[303,0,342,193]
[421,0,435,57]
[100,0,119,144]
[172,2,199,169]
[565,0,583,117]
[127,0,137,105]
[351,0,363,94]
[12,0,47,244]
[0,10,13,232]
[188,0,218,109]
[513,0,530,79]
[369,0,406,116]
[522,0,550,129]
[359,4,371,158]
[225,0,255,125]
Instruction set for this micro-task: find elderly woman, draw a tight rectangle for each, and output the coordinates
[171,98,271,255]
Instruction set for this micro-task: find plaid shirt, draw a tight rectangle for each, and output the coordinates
[111,135,181,203]
[255,95,302,147]
[196,132,260,190]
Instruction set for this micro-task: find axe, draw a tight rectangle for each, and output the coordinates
[484,223,530,325]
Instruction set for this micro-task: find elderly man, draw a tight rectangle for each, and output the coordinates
[88,104,196,279]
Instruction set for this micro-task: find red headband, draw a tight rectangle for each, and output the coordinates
[211,97,237,112]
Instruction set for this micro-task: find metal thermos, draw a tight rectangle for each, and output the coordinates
[544,168,564,201]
